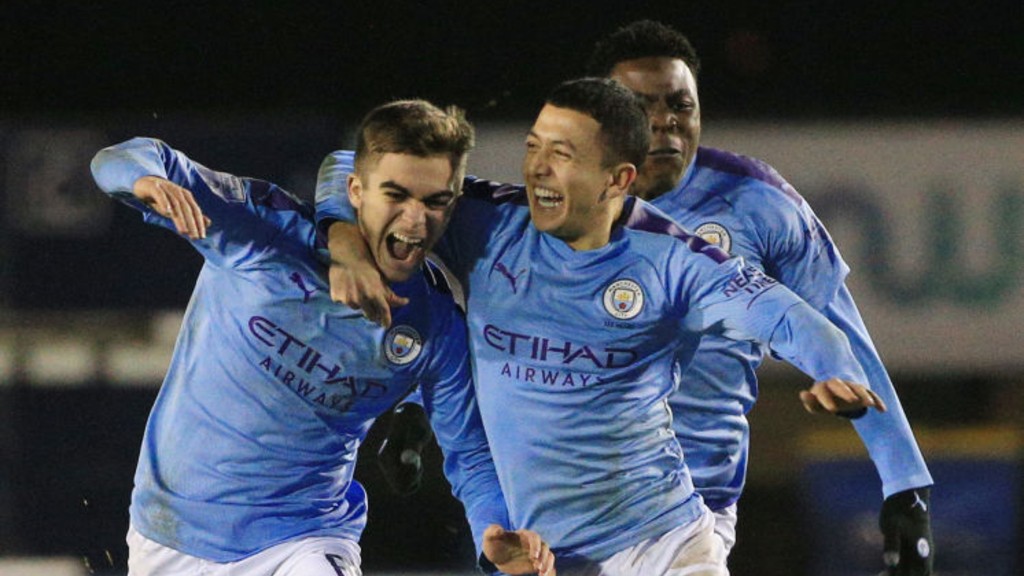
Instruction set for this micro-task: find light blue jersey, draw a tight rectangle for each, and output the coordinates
[651,147,932,509]
[316,150,870,563]
[91,139,508,563]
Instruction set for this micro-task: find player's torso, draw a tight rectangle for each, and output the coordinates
[461,208,702,557]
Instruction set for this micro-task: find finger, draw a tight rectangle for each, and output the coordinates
[825,378,860,404]
[182,191,207,239]
[483,524,505,541]
[536,541,554,575]
[177,191,204,239]
[799,390,825,414]
[868,388,888,412]
[849,384,877,409]
[386,291,410,308]
[811,384,839,412]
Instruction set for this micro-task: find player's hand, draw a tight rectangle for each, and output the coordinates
[377,402,433,496]
[799,378,887,419]
[879,487,933,575]
[483,524,556,576]
[326,221,408,328]
[133,175,210,239]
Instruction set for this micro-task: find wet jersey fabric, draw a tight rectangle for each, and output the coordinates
[91,139,508,562]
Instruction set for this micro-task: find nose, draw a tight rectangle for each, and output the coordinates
[648,101,679,133]
[403,200,428,230]
[524,148,552,179]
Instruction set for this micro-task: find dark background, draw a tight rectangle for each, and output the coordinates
[3,0,1024,122]
[2,1,1022,575]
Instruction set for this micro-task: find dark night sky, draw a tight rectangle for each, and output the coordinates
[3,0,1024,122]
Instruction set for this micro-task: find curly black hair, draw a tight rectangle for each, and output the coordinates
[586,20,701,78]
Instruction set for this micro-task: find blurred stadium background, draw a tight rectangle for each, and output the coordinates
[1,1,1022,575]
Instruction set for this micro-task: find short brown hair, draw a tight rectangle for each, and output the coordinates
[354,99,475,189]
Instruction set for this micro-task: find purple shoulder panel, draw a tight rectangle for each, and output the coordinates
[696,147,801,203]
[620,197,731,264]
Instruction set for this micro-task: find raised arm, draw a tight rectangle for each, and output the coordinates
[91,137,307,267]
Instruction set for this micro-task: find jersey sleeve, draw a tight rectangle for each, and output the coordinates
[418,304,510,563]
[756,189,850,310]
[90,137,308,269]
[826,285,933,496]
[314,149,357,236]
[678,256,869,385]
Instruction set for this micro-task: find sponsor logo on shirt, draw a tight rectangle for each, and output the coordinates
[694,222,732,253]
[384,325,423,365]
[723,266,779,299]
[602,279,644,320]
[248,315,386,412]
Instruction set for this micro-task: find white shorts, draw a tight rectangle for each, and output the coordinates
[126,525,362,576]
[562,505,729,576]
[711,504,738,556]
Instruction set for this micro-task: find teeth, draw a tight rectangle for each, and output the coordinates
[392,232,423,245]
[534,187,563,208]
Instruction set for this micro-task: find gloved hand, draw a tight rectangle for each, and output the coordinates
[879,487,933,575]
[377,402,433,495]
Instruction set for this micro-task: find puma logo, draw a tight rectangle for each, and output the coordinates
[289,272,317,303]
[911,491,928,512]
[493,262,526,293]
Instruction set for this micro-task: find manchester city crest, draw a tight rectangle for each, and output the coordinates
[602,279,645,320]
[694,222,732,254]
[384,325,423,365]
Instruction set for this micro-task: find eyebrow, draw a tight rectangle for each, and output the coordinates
[527,130,578,152]
[380,180,453,198]
[634,88,690,102]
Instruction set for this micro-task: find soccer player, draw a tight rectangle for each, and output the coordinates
[89,100,555,576]
[586,20,933,574]
[316,78,886,575]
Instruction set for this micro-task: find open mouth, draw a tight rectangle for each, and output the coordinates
[647,146,682,158]
[533,187,564,208]
[386,231,425,262]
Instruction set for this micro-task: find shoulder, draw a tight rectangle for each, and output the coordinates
[620,197,731,264]
[692,147,805,209]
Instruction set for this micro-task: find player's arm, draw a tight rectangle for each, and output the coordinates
[420,308,554,575]
[763,195,934,574]
[90,137,290,266]
[314,151,518,326]
[316,151,408,327]
[824,286,934,575]
[686,261,883,417]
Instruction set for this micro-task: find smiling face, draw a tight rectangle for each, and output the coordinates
[610,56,701,200]
[348,152,458,282]
[522,104,631,251]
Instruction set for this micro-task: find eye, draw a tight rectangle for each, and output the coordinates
[425,196,454,210]
[384,190,406,201]
[670,99,696,113]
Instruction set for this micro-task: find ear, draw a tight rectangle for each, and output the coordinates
[347,173,363,210]
[604,162,638,200]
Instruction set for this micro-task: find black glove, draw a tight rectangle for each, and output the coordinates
[377,402,433,496]
[879,487,934,575]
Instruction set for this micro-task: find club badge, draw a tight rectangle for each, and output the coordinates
[603,279,645,320]
[384,325,422,365]
[694,222,732,254]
